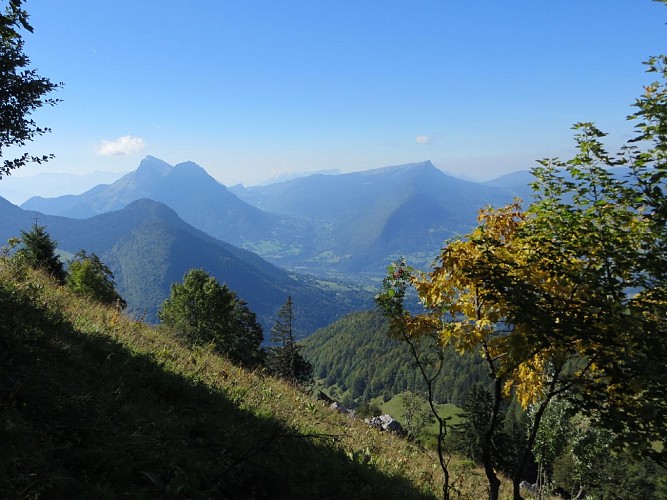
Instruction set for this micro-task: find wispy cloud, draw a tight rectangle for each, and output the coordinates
[415,135,431,145]
[97,135,145,156]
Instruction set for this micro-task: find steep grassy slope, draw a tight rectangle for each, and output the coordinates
[0,259,517,499]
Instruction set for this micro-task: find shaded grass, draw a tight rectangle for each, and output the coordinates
[1,261,446,498]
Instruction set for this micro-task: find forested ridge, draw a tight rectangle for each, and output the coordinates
[301,310,488,406]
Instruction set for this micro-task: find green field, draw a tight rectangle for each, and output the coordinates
[373,393,464,438]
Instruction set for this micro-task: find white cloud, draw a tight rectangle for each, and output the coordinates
[97,135,145,156]
[415,135,431,145]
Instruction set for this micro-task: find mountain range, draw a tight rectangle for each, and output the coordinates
[2,156,537,336]
[0,170,127,205]
[0,196,370,335]
[21,157,534,274]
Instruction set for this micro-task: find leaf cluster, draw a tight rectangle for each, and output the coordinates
[0,0,61,177]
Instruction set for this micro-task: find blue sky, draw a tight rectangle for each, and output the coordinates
[3,0,667,188]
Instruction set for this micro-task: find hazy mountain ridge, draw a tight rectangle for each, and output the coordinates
[22,156,314,263]
[20,157,533,273]
[0,196,371,334]
[0,170,127,205]
[232,160,527,270]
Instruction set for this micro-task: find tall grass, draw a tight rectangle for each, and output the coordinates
[0,258,514,498]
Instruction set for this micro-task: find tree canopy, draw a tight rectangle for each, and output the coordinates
[66,250,126,309]
[376,33,667,500]
[0,0,60,178]
[158,269,263,367]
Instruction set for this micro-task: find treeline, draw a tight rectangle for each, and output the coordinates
[300,310,488,406]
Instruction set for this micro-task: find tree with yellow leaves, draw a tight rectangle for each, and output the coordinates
[377,117,666,500]
[377,202,583,500]
[378,5,666,498]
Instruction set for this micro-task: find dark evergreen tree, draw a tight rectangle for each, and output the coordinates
[158,269,263,367]
[66,250,126,308]
[267,296,312,385]
[19,222,66,283]
[449,385,496,465]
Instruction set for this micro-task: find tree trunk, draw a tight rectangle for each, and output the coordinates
[512,476,523,500]
[482,376,503,500]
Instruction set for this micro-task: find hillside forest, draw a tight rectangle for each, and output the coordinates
[1,1,667,499]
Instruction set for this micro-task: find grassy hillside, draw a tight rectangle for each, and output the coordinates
[0,257,514,499]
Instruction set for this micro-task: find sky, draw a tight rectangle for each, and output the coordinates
[2,0,666,192]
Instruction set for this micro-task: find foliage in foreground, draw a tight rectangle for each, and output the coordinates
[0,0,61,178]
[376,11,667,497]
[0,258,517,499]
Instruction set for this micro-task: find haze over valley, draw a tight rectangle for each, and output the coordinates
[2,156,532,334]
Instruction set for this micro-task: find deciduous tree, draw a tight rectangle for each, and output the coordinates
[158,269,263,367]
[401,390,435,443]
[377,57,667,500]
[66,250,126,308]
[0,0,61,178]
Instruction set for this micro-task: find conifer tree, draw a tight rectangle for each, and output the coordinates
[267,296,312,385]
[19,222,66,283]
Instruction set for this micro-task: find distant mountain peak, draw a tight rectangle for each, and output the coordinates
[359,160,436,177]
[135,156,173,177]
[173,160,202,170]
[172,160,214,180]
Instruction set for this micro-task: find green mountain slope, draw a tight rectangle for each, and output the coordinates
[300,310,489,406]
[0,197,371,334]
[0,260,456,499]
